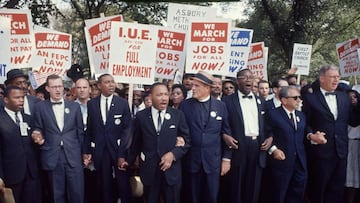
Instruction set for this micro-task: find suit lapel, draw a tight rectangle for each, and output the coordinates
[233,92,244,124]
[146,108,157,134]
[94,97,105,125]
[46,100,61,131]
[279,107,295,129]
[63,101,70,131]
[315,90,335,120]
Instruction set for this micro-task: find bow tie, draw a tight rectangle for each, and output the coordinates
[242,95,253,99]
[52,101,63,105]
[325,92,336,96]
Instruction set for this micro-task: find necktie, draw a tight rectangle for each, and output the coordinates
[325,92,336,96]
[15,112,20,126]
[243,95,253,99]
[105,98,109,118]
[289,112,296,129]
[157,110,162,133]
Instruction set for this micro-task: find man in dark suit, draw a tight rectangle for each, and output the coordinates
[84,73,132,203]
[32,74,85,203]
[179,71,232,203]
[222,68,272,203]
[3,68,40,116]
[302,64,360,203]
[266,86,310,203]
[120,82,191,203]
[264,78,288,111]
[0,86,42,203]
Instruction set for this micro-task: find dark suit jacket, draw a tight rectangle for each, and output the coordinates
[222,92,267,168]
[0,109,39,185]
[128,107,190,186]
[85,95,132,170]
[33,100,84,170]
[264,98,276,112]
[180,97,231,174]
[302,88,352,159]
[266,107,309,170]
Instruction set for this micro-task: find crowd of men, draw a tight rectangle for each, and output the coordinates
[0,64,360,203]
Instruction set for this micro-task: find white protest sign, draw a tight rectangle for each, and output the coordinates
[0,9,35,69]
[85,15,122,77]
[336,38,360,77]
[167,3,217,32]
[291,43,312,75]
[0,16,11,83]
[247,42,268,80]
[29,26,72,88]
[228,28,253,77]
[109,22,157,84]
[155,27,186,80]
[185,18,231,76]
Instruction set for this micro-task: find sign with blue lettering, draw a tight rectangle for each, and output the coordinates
[228,28,253,77]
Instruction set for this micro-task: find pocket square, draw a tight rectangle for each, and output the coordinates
[114,114,122,118]
[261,111,265,115]
[216,116,222,120]
[169,125,176,129]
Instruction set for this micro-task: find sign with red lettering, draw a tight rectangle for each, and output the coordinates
[0,9,34,69]
[167,3,217,32]
[336,38,360,77]
[29,26,72,88]
[109,22,157,84]
[185,19,231,76]
[85,15,122,77]
[0,16,11,84]
[155,28,186,80]
[247,42,268,80]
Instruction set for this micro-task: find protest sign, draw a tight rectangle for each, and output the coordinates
[85,15,122,77]
[167,3,217,32]
[0,16,11,84]
[336,38,360,77]
[29,26,72,88]
[185,19,231,76]
[109,22,157,84]
[247,42,268,80]
[290,43,312,75]
[155,27,186,80]
[228,28,253,77]
[0,9,34,70]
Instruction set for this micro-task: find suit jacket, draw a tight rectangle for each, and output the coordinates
[222,92,267,168]
[0,109,39,185]
[84,95,132,170]
[180,97,231,174]
[128,107,190,186]
[264,98,276,112]
[33,100,84,170]
[302,88,351,159]
[266,107,309,170]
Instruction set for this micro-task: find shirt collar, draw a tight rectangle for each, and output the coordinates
[4,107,17,116]
[101,94,113,101]
[320,87,334,96]
[238,90,254,98]
[198,95,210,102]
[282,106,295,117]
[151,106,166,115]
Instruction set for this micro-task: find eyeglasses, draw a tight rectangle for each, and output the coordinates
[286,96,302,100]
[237,75,255,80]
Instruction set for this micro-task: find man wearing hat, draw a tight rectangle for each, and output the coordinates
[3,69,40,116]
[179,71,232,203]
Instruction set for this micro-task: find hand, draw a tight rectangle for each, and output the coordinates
[117,158,128,171]
[220,160,231,176]
[0,178,5,193]
[273,149,286,160]
[308,131,327,144]
[175,136,185,147]
[31,130,44,145]
[223,134,238,149]
[260,137,273,151]
[159,152,174,171]
[82,154,92,166]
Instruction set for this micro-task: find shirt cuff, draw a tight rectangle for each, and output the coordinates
[268,145,277,155]
[222,158,231,162]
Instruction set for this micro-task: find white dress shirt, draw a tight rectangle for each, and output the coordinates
[320,88,338,120]
[4,107,23,124]
[51,99,65,131]
[100,94,113,124]
[151,106,165,133]
[238,91,259,137]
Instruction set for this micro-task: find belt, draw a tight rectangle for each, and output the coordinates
[245,136,258,140]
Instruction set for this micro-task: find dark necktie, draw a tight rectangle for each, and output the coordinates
[243,95,253,99]
[15,112,20,126]
[105,98,109,118]
[52,101,62,105]
[157,110,162,133]
[290,112,296,129]
[325,92,336,96]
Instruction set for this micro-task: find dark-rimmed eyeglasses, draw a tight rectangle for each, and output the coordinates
[286,96,302,100]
